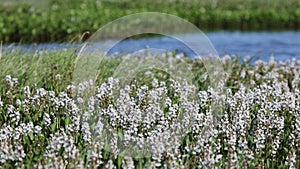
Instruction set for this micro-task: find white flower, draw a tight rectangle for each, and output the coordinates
[34,126,42,133]
[43,113,51,127]
[0,96,3,108]
[55,74,61,80]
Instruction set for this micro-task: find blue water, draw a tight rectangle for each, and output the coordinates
[3,31,300,62]
[208,31,300,61]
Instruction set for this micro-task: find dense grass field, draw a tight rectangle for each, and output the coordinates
[1,0,300,42]
[0,49,300,168]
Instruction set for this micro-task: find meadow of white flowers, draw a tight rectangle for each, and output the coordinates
[0,54,300,168]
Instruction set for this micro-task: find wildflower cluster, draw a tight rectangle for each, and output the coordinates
[0,55,299,168]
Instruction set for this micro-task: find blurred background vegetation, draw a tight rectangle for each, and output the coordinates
[1,0,300,43]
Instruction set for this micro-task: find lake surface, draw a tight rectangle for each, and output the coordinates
[3,31,300,62]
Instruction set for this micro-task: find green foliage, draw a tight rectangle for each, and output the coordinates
[1,0,300,42]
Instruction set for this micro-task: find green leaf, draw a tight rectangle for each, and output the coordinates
[23,135,29,144]
[29,132,34,141]
[117,155,124,169]
[65,116,71,126]
[51,121,57,132]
